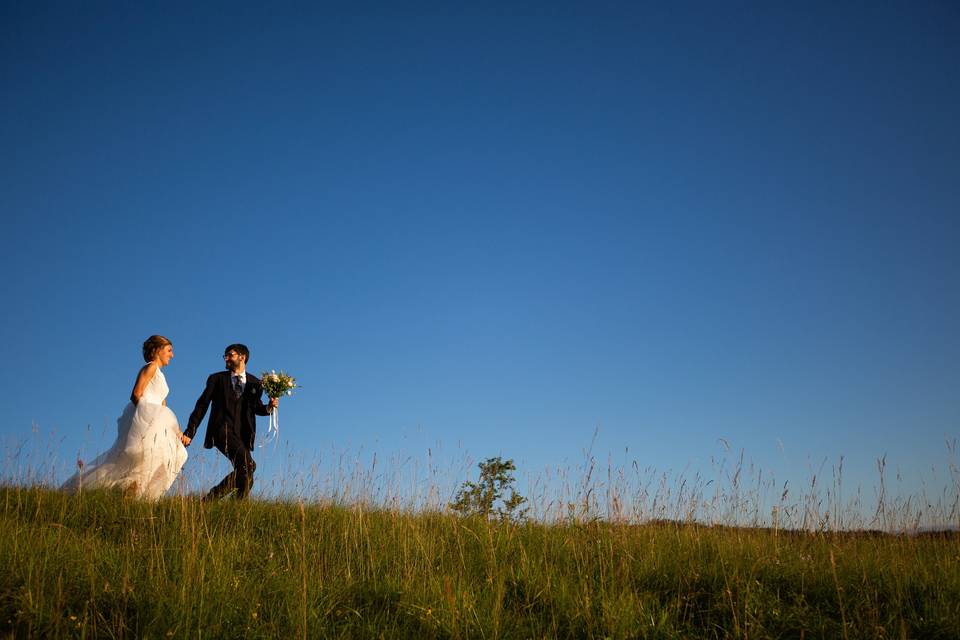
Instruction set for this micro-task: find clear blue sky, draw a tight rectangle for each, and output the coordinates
[2,3,957,521]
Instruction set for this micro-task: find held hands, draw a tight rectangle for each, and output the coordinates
[176,400,278,448]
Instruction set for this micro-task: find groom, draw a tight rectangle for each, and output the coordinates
[183,343,278,500]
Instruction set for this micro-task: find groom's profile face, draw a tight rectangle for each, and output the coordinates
[223,350,245,371]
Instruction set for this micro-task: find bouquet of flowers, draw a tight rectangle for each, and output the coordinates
[260,370,297,445]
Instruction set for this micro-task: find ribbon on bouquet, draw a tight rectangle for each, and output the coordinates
[262,398,280,447]
[259,370,296,447]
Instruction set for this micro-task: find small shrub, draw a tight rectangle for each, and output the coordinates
[450,456,528,521]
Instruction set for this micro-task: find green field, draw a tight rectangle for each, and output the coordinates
[1,485,957,639]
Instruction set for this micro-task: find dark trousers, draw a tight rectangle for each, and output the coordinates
[206,429,256,500]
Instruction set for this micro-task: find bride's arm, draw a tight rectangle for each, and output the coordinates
[130,363,158,404]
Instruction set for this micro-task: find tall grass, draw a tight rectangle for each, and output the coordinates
[2,429,958,637]
[10,426,959,532]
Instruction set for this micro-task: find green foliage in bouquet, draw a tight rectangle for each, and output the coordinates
[261,370,297,399]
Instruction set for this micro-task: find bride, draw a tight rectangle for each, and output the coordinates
[62,335,189,499]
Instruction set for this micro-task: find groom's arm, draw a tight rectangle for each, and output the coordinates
[185,374,217,440]
[251,379,272,417]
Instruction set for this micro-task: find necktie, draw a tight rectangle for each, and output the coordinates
[233,376,243,398]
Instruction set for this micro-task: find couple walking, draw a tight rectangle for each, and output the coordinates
[62,335,279,500]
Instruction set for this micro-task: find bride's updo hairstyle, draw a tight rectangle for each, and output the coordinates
[143,335,173,362]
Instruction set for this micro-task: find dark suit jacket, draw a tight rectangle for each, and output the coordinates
[185,371,271,451]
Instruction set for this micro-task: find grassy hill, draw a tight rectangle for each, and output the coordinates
[1,485,957,638]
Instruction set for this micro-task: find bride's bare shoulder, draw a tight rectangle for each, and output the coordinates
[138,362,159,379]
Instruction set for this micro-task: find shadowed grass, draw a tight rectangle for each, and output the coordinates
[1,485,958,638]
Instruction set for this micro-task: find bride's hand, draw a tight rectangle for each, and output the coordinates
[269,397,279,410]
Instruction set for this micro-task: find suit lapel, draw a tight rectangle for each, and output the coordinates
[225,371,249,400]
[222,371,235,401]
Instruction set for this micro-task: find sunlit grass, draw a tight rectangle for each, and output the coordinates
[1,479,958,638]
[2,428,958,637]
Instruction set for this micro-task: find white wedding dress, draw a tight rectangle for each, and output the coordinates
[62,368,188,499]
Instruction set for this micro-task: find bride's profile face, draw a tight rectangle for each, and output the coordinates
[157,344,174,367]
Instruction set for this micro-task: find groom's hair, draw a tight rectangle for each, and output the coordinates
[225,343,250,364]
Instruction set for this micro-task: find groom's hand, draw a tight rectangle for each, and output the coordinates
[269,397,279,410]
[180,434,192,446]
